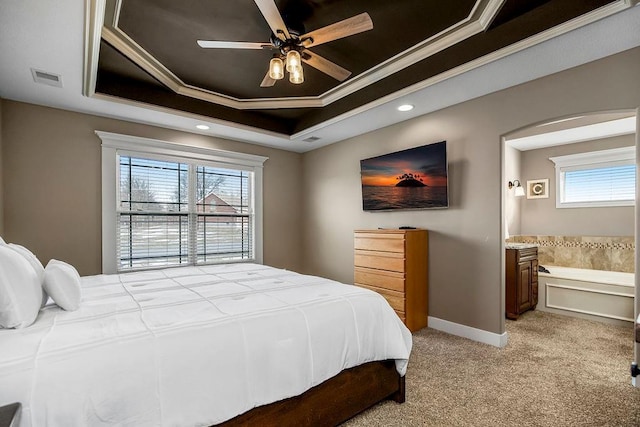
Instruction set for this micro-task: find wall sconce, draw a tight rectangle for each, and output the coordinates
[508,180,525,197]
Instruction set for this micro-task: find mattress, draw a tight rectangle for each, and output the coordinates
[0,263,412,426]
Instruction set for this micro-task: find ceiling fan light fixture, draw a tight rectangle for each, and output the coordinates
[268,57,284,80]
[198,6,374,88]
[286,50,301,72]
[289,66,304,84]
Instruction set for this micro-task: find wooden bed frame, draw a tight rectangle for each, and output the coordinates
[219,360,405,426]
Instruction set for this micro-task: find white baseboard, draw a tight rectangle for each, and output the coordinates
[428,316,508,348]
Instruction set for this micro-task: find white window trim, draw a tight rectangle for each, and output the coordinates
[97,131,268,274]
[549,146,635,209]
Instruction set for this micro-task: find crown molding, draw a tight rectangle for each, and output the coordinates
[82,0,106,97]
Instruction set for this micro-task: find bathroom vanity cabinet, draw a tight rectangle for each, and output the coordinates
[505,245,538,320]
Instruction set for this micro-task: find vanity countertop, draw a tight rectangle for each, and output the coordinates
[505,243,538,250]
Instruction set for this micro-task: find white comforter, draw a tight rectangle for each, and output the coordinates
[0,263,412,426]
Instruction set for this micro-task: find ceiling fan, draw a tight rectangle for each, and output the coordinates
[197,0,373,87]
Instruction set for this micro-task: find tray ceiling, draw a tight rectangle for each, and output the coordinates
[88,0,631,137]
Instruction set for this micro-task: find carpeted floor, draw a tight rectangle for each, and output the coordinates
[344,310,640,426]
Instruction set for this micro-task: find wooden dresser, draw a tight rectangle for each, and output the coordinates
[354,229,428,332]
[505,245,538,320]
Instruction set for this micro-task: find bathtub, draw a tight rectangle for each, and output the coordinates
[538,266,635,326]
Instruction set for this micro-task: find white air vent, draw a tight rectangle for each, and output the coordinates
[31,68,63,87]
[303,136,320,142]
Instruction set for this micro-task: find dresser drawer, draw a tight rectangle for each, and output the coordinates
[354,233,405,253]
[395,310,406,323]
[354,250,405,272]
[355,267,405,292]
[356,283,405,312]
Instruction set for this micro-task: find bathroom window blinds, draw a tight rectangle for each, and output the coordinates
[551,146,635,208]
[563,165,635,203]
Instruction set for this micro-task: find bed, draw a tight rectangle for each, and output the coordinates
[0,262,412,426]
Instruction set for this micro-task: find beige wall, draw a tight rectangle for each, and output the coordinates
[504,144,522,238]
[301,47,640,335]
[1,101,303,275]
[519,134,635,236]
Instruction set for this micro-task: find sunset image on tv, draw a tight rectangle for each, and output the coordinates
[360,141,448,211]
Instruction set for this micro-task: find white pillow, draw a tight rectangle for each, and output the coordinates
[8,243,45,280]
[7,243,49,308]
[43,260,81,311]
[0,245,43,328]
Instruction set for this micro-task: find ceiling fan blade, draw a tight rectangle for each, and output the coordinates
[300,12,373,48]
[260,71,276,87]
[302,51,351,81]
[254,0,291,41]
[197,40,271,49]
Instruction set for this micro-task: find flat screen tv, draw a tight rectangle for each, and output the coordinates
[360,141,448,211]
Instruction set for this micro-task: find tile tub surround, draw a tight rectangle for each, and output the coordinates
[506,236,634,273]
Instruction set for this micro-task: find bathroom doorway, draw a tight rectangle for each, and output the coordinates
[501,109,638,381]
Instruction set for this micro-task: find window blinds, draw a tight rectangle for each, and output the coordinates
[195,165,252,264]
[118,155,253,271]
[563,165,635,203]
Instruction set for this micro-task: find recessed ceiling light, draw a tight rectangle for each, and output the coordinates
[397,104,414,112]
[196,124,210,130]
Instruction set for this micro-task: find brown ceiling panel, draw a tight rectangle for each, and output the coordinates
[98,40,167,89]
[115,0,476,98]
[97,41,300,134]
[96,0,620,137]
[488,0,554,30]
[290,0,618,133]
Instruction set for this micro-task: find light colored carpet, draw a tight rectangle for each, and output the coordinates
[344,310,640,426]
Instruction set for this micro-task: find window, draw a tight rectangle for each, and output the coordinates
[550,146,635,208]
[118,156,189,269]
[99,131,267,273]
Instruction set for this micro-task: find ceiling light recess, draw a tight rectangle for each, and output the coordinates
[196,124,210,130]
[397,104,414,112]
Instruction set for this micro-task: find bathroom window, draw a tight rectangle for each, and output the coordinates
[550,146,635,208]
